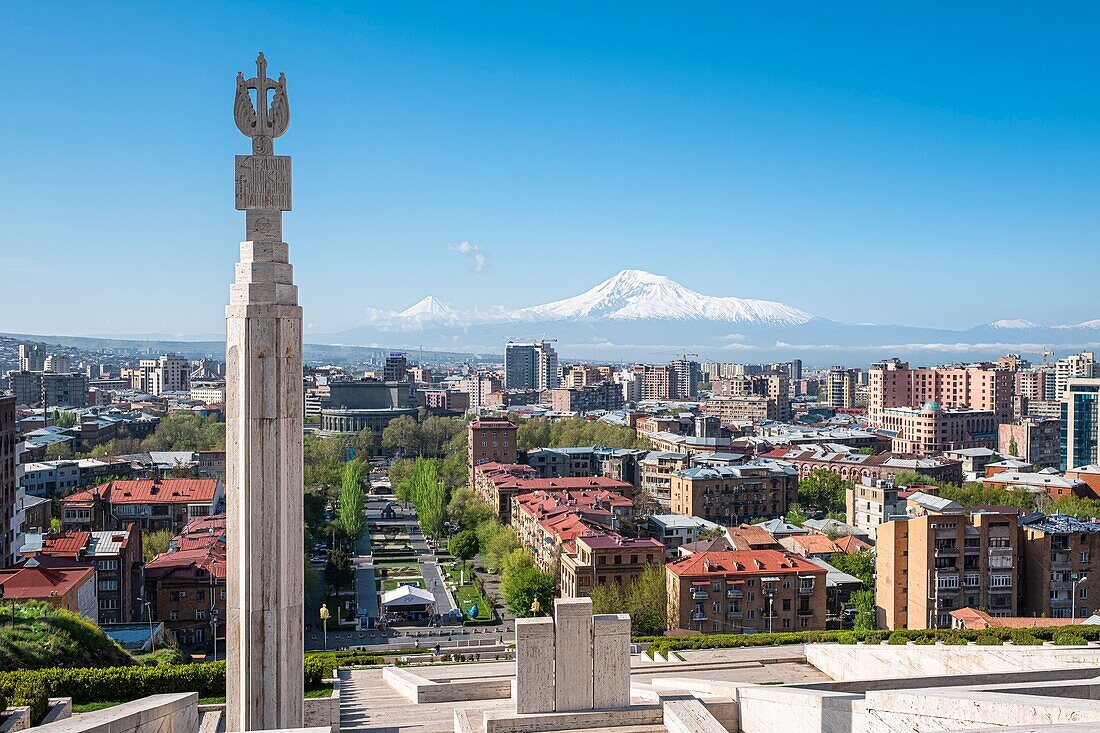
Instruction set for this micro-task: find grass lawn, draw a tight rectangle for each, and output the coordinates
[73,701,123,713]
[453,583,493,622]
[380,575,422,591]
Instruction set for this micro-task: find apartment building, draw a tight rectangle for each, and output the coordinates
[760,446,963,485]
[32,526,143,623]
[632,364,673,401]
[665,550,827,634]
[1062,379,1100,470]
[868,359,1014,427]
[510,488,633,568]
[9,371,89,408]
[876,501,1018,630]
[639,452,690,511]
[998,418,1061,469]
[668,463,797,526]
[668,358,702,400]
[467,417,518,488]
[550,382,625,414]
[135,354,190,395]
[0,395,19,565]
[60,478,224,533]
[454,373,502,412]
[846,477,941,541]
[144,514,226,653]
[1055,352,1100,401]
[880,403,998,455]
[504,340,559,391]
[825,367,862,409]
[559,534,665,598]
[0,556,97,619]
[1018,513,1100,619]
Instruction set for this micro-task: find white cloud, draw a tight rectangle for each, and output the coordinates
[447,241,487,273]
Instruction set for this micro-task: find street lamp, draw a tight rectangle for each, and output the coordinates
[320,603,330,650]
[1072,575,1089,620]
[210,608,220,662]
[137,596,156,654]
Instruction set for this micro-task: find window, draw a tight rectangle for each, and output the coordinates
[196,590,205,601]
[712,602,721,614]
[747,610,755,620]
[782,618,791,629]
[1082,552,1090,564]
[98,580,118,591]
[1080,586,1088,600]
[963,573,979,587]
[170,611,179,621]
[990,575,1012,588]
[196,609,206,620]
[98,560,119,571]
[937,575,959,589]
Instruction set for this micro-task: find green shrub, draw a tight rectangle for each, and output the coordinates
[976,634,1002,646]
[887,631,909,645]
[8,678,48,725]
[936,632,968,645]
[1054,629,1088,646]
[1009,631,1042,646]
[836,632,858,645]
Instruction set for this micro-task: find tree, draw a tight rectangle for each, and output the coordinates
[589,582,627,615]
[447,530,479,564]
[143,529,172,562]
[797,469,848,513]
[1008,436,1020,458]
[830,549,875,587]
[478,520,520,572]
[45,442,73,460]
[698,525,727,541]
[52,410,78,429]
[338,460,366,541]
[503,566,556,617]
[382,415,422,457]
[140,412,225,452]
[409,458,447,538]
[447,488,495,530]
[785,503,807,526]
[848,589,876,630]
[626,565,668,635]
[351,429,375,460]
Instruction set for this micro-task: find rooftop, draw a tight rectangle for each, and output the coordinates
[667,549,826,577]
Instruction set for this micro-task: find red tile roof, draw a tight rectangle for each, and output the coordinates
[950,607,1080,630]
[577,534,663,550]
[63,479,220,506]
[145,545,227,580]
[667,549,826,578]
[726,524,781,550]
[0,559,95,599]
[786,534,842,555]
[38,532,91,559]
[173,514,227,551]
[834,535,872,553]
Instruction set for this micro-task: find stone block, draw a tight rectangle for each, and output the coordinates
[554,598,594,712]
[663,699,728,733]
[515,616,555,714]
[592,613,630,710]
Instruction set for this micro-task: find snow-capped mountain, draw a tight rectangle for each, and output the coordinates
[517,270,813,325]
[987,319,1040,329]
[398,296,459,322]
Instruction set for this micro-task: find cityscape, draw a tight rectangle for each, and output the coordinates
[3,5,1100,733]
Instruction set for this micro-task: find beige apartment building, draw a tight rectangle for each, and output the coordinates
[879,403,998,455]
[868,359,1015,427]
[668,463,797,526]
[877,497,1018,630]
[467,417,517,487]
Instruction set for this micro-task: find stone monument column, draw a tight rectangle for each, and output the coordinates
[225,52,304,732]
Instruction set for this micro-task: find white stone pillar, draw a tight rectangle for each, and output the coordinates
[515,616,555,714]
[554,598,594,712]
[225,53,303,732]
[592,613,631,710]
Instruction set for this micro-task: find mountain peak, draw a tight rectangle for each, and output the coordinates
[398,296,457,320]
[519,270,813,324]
[988,319,1039,329]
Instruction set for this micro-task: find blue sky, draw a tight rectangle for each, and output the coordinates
[1,2,1097,336]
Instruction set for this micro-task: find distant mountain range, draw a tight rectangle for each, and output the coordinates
[311,269,1100,363]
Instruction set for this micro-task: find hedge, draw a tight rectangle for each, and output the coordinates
[0,655,355,705]
[643,625,1100,657]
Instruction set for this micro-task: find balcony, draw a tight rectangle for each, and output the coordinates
[989,548,1014,570]
[798,586,814,596]
[726,588,743,599]
[691,589,709,600]
[798,607,815,616]
[691,612,707,621]
[1051,552,1071,567]
[726,610,742,620]
[934,546,959,557]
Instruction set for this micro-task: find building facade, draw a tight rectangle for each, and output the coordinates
[467,417,518,489]
[998,418,1061,469]
[1062,378,1100,470]
[868,359,1015,427]
[665,550,827,634]
[1018,513,1100,619]
[504,340,559,391]
[668,463,797,526]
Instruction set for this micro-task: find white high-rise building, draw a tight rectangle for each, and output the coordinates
[504,340,559,391]
[137,354,191,395]
[1055,352,1100,401]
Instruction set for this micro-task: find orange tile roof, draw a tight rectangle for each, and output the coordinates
[788,534,842,555]
[727,524,781,550]
[834,535,872,553]
[949,607,1081,630]
[63,479,219,506]
[667,549,826,578]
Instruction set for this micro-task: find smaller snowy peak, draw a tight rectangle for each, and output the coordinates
[1062,319,1100,330]
[988,319,1040,329]
[398,296,458,320]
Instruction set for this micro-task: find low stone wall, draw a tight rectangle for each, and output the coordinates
[0,708,29,733]
[30,693,197,733]
[303,678,341,733]
[384,666,512,704]
[40,699,73,727]
[805,642,1100,682]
